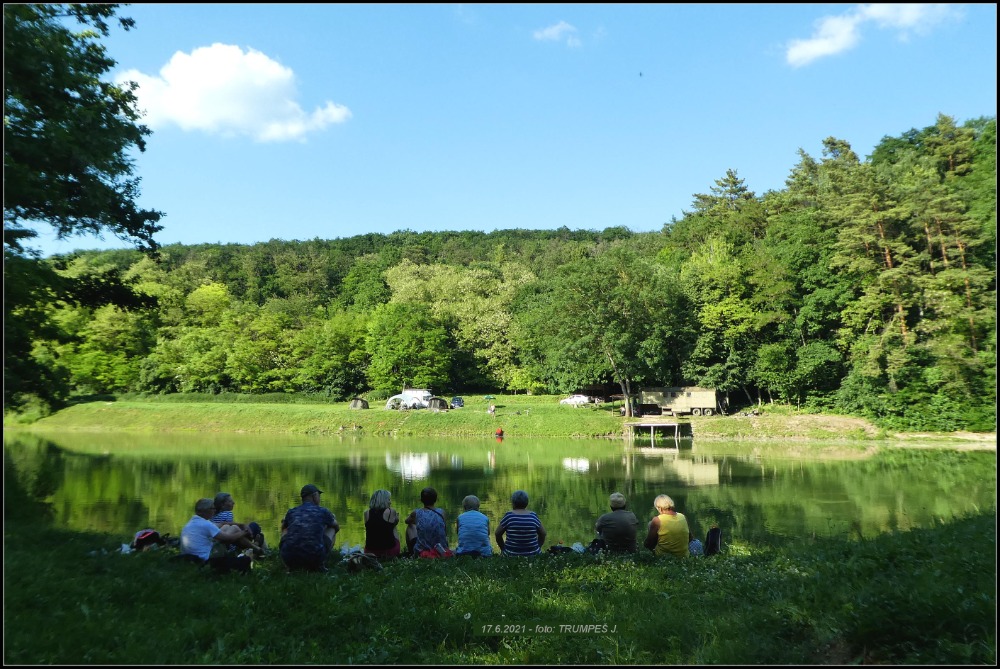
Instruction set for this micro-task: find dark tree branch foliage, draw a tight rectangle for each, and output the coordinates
[3,3,163,253]
[4,4,162,410]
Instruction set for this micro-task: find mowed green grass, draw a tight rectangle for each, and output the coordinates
[7,394,919,442]
[14,395,635,437]
[3,510,994,665]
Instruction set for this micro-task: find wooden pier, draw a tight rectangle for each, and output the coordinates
[625,421,682,446]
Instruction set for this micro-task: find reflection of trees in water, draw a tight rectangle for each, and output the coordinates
[4,433,994,549]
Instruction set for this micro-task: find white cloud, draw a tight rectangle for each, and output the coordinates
[786,3,960,67]
[115,43,351,142]
[786,14,862,67]
[533,20,581,47]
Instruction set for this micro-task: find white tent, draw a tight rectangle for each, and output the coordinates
[385,388,432,410]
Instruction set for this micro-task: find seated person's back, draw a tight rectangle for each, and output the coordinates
[455,495,492,557]
[405,487,447,554]
[594,492,639,552]
[280,484,340,571]
[364,489,401,559]
[495,490,546,556]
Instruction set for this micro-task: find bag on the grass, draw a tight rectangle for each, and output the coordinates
[131,529,168,551]
[705,526,722,556]
[344,552,383,572]
[418,545,454,559]
[209,553,253,574]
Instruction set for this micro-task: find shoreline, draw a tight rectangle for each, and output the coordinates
[4,398,995,447]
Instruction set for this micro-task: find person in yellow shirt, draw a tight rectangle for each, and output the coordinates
[643,494,689,558]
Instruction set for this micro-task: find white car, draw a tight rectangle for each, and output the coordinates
[559,394,592,406]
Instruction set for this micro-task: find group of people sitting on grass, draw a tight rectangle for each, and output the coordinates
[366,486,713,562]
[179,483,715,573]
[178,492,269,572]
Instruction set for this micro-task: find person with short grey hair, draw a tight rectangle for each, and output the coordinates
[495,490,546,556]
[455,494,492,557]
[180,497,256,566]
[594,492,639,552]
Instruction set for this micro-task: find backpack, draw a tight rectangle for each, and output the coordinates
[704,526,722,556]
[344,552,383,572]
[131,529,168,551]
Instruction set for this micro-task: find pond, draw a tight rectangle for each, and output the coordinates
[4,431,995,550]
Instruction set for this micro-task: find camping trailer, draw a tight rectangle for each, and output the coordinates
[639,386,719,416]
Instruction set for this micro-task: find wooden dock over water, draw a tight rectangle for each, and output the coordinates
[625,420,682,446]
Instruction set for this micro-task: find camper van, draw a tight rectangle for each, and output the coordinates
[639,387,719,416]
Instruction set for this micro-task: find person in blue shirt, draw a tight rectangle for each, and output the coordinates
[455,494,492,557]
[404,487,447,556]
[495,490,546,556]
[279,484,340,572]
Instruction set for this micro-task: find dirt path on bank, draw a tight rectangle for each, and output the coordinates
[889,430,997,450]
[694,412,996,449]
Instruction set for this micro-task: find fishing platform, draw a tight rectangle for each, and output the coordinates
[624,419,683,446]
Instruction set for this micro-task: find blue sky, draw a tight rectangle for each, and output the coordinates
[30,3,997,257]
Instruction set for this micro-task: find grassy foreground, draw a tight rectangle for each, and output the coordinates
[10,393,994,443]
[3,510,995,665]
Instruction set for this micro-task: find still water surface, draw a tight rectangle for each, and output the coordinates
[5,431,995,549]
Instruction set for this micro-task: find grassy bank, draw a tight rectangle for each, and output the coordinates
[3,510,994,665]
[8,394,994,443]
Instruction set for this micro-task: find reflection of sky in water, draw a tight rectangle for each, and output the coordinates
[383,453,464,479]
[386,453,430,481]
[7,432,994,548]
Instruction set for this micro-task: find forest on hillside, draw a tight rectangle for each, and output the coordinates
[5,114,996,432]
[5,110,996,430]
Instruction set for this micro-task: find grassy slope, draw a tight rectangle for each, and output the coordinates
[9,396,996,443]
[3,512,995,665]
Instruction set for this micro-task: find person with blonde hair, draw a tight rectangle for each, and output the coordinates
[594,492,639,552]
[455,494,492,557]
[643,494,689,558]
[364,489,401,560]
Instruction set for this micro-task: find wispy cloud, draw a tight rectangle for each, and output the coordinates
[786,3,960,67]
[533,20,581,48]
[116,43,351,142]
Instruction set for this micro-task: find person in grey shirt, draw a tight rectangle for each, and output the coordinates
[594,492,639,552]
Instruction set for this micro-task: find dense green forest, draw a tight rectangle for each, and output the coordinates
[6,113,995,431]
[4,8,993,431]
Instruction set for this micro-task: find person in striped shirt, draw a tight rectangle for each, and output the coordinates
[495,490,546,556]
